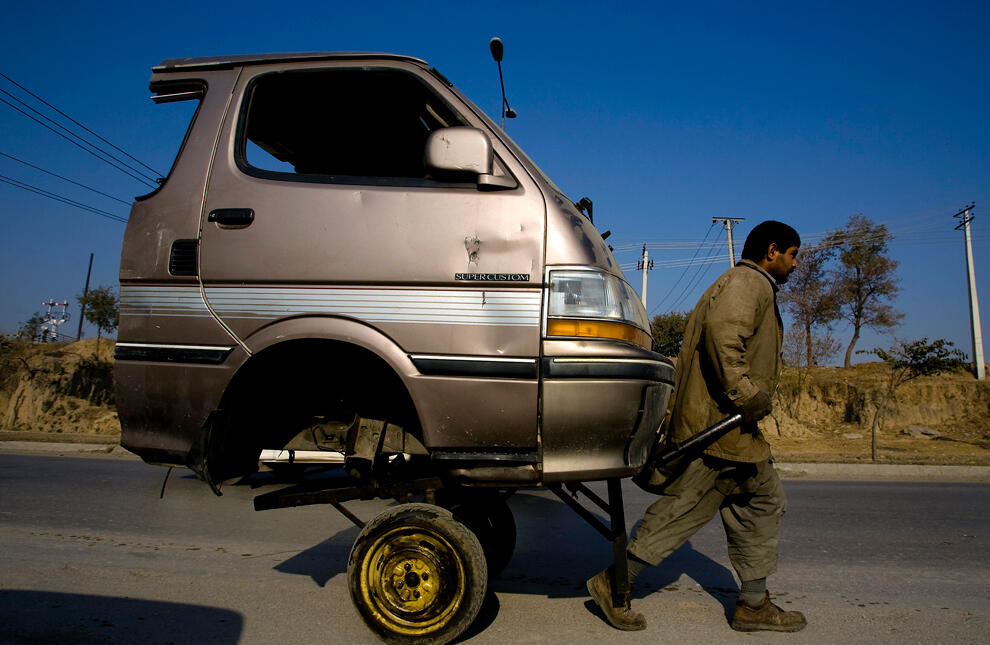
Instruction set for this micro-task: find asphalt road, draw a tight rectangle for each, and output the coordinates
[1,454,987,644]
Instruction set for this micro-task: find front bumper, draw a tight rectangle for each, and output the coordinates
[540,349,674,482]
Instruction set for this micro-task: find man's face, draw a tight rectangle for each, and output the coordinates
[766,244,799,283]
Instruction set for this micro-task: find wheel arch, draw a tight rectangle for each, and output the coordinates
[207,315,428,480]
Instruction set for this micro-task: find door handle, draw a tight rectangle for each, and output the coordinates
[208,208,255,227]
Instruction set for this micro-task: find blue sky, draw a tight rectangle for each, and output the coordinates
[1,1,987,364]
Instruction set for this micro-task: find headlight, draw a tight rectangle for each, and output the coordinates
[546,269,652,349]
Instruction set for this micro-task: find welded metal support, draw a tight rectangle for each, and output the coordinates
[253,476,443,529]
[607,478,629,603]
[548,478,630,603]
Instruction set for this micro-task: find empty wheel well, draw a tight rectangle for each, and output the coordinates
[212,339,421,478]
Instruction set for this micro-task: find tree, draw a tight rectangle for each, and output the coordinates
[861,338,965,461]
[17,312,45,342]
[778,325,841,419]
[782,326,841,369]
[779,242,841,367]
[77,285,119,356]
[826,215,903,367]
[650,311,689,357]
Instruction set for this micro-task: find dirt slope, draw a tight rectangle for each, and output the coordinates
[1,338,118,436]
[766,364,990,464]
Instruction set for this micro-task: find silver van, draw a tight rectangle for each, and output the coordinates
[116,52,674,644]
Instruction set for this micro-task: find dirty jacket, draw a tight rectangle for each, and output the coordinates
[668,259,783,462]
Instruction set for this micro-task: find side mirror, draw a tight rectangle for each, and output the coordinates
[424,127,514,190]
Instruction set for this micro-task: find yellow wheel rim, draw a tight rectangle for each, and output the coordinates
[359,525,466,636]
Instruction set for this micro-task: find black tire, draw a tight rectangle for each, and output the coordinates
[450,497,516,578]
[347,503,487,645]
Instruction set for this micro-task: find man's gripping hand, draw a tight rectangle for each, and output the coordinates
[738,390,772,424]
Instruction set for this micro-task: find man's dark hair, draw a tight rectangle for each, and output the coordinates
[741,220,800,262]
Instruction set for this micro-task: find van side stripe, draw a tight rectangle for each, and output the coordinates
[120,285,542,327]
[411,355,538,379]
[114,342,234,364]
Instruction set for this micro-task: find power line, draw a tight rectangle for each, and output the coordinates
[0,90,160,187]
[0,90,158,187]
[668,227,725,311]
[615,205,973,254]
[651,222,717,314]
[0,71,162,177]
[621,255,733,271]
[0,173,128,223]
[0,151,131,205]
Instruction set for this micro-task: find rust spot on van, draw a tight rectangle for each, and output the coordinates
[464,237,481,264]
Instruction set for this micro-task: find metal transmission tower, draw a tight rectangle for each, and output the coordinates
[713,217,744,266]
[40,299,70,342]
[637,244,654,306]
[954,203,984,380]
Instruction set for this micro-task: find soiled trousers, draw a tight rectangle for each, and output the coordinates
[626,456,786,582]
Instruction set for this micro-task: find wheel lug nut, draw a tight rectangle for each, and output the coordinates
[405,563,411,571]
[422,572,429,580]
[414,591,420,599]
[397,580,404,588]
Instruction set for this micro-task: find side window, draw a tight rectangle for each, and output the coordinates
[240,68,467,181]
[138,82,204,199]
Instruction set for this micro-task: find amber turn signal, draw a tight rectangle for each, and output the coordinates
[546,318,652,350]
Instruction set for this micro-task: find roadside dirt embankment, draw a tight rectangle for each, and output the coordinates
[1,339,988,464]
[766,363,990,464]
[1,338,118,437]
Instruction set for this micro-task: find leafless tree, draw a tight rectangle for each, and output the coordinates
[779,242,841,367]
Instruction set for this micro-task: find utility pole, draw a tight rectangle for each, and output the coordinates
[954,204,984,380]
[637,244,654,307]
[77,252,94,341]
[713,217,744,266]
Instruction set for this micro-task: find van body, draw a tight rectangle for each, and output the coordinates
[115,52,674,487]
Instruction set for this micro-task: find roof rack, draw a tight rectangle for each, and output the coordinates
[152,51,428,73]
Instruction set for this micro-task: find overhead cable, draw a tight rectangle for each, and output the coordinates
[0,151,131,205]
[669,229,725,311]
[0,71,162,177]
[0,92,159,188]
[0,173,128,223]
[651,222,717,315]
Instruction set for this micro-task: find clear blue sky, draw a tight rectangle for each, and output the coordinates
[1,1,987,363]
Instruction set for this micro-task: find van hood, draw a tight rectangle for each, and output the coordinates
[544,190,623,277]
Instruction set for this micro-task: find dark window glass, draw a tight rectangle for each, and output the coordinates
[241,68,465,180]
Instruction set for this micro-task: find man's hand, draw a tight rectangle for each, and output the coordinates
[738,390,772,424]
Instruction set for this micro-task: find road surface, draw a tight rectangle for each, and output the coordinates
[1,453,987,644]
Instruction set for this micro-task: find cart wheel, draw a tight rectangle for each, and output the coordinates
[347,503,487,645]
[451,497,516,578]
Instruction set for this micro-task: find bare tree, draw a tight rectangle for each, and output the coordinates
[779,242,841,366]
[778,325,841,419]
[782,325,842,369]
[826,215,902,367]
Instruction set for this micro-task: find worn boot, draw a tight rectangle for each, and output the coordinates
[586,568,647,631]
[731,591,807,632]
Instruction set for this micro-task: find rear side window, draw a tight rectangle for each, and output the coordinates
[137,82,204,200]
[238,68,467,182]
